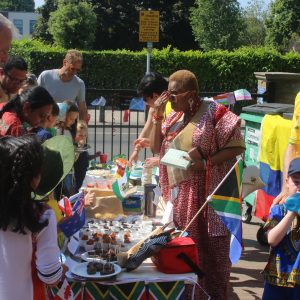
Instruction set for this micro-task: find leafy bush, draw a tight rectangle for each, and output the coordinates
[11,40,300,100]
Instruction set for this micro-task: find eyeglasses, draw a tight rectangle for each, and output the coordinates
[168,90,191,101]
[4,71,27,85]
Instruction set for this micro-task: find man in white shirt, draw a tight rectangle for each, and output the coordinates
[38,49,88,122]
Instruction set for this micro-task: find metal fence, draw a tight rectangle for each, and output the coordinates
[86,88,259,160]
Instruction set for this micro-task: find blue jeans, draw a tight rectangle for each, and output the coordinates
[262,282,300,300]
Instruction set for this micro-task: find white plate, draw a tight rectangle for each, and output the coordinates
[81,251,118,263]
[71,262,121,279]
[81,251,103,262]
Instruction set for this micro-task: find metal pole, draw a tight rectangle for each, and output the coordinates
[146,42,153,74]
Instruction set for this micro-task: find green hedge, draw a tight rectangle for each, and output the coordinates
[10,40,300,96]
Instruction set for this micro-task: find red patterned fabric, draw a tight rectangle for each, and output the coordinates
[0,103,25,137]
[159,100,243,299]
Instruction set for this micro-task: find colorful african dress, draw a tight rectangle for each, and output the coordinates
[159,99,245,299]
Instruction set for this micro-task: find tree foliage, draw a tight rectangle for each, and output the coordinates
[265,0,300,52]
[0,0,34,11]
[190,0,245,51]
[32,0,197,50]
[48,0,97,49]
[241,0,269,46]
[33,0,58,43]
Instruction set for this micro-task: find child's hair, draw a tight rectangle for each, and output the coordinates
[52,102,60,117]
[0,86,55,120]
[137,72,168,98]
[65,100,79,116]
[25,73,37,86]
[0,135,48,234]
[59,100,79,139]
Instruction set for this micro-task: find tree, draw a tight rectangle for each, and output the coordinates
[88,0,197,51]
[265,0,300,52]
[241,0,269,46]
[33,0,58,44]
[0,0,35,11]
[33,0,198,50]
[190,0,245,51]
[136,0,197,50]
[48,0,97,49]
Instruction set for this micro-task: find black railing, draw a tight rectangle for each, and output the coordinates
[86,88,261,160]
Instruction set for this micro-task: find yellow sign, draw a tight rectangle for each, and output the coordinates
[139,10,160,42]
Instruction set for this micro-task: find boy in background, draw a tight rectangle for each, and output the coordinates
[262,157,300,299]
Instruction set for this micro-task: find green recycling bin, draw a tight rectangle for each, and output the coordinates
[240,103,294,222]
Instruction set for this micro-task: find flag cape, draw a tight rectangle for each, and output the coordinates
[58,192,85,237]
[208,159,243,264]
[257,115,291,220]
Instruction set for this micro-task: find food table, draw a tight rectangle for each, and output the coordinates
[52,258,201,300]
[50,227,204,300]
[54,166,208,299]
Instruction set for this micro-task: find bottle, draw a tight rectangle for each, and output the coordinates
[141,165,153,186]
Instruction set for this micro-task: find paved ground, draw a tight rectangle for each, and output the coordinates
[229,217,269,299]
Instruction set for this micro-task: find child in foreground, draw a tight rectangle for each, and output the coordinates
[0,135,64,300]
[262,157,300,300]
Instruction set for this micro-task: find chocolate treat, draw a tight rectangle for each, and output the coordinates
[101,263,115,275]
[110,232,117,241]
[95,262,104,272]
[95,248,102,256]
[102,234,111,244]
[81,234,89,241]
[86,239,94,245]
[87,262,97,275]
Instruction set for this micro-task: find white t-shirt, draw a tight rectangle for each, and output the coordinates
[37,69,85,104]
[0,209,62,300]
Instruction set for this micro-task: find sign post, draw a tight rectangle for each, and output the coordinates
[139,10,159,74]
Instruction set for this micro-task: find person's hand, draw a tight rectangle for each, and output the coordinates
[153,91,169,117]
[128,150,139,168]
[271,180,289,209]
[144,156,160,168]
[183,147,206,172]
[84,191,96,207]
[187,147,202,162]
[134,138,150,149]
[95,151,102,157]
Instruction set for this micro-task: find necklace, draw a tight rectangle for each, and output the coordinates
[165,99,202,142]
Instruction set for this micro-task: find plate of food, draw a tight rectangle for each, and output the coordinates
[71,262,121,279]
[81,249,118,263]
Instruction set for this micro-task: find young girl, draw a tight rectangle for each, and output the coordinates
[262,157,300,300]
[0,86,55,137]
[34,102,60,142]
[0,135,63,300]
[56,101,79,196]
[56,100,79,140]
[74,120,101,191]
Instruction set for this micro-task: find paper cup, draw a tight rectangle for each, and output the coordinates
[100,154,108,163]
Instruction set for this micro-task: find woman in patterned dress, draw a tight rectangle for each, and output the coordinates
[150,70,245,299]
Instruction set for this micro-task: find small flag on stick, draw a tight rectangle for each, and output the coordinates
[208,159,243,264]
